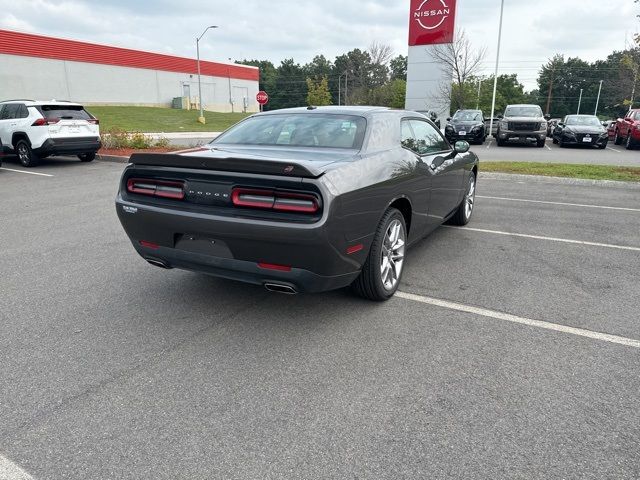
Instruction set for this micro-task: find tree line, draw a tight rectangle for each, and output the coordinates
[238,40,640,120]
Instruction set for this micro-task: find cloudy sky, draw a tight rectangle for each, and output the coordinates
[1,0,638,90]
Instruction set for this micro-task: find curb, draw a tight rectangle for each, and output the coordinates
[479,171,640,189]
[97,154,129,163]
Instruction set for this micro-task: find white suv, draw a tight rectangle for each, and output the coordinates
[0,100,101,167]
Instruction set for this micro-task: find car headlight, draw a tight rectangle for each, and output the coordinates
[541,122,547,130]
[500,121,508,129]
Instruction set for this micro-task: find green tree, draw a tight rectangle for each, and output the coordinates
[269,58,307,110]
[306,76,332,106]
[390,55,407,81]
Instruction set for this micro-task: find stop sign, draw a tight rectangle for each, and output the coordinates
[256,91,269,105]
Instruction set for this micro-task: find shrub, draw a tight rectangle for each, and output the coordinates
[100,127,152,149]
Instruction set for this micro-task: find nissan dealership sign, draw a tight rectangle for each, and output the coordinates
[409,0,457,46]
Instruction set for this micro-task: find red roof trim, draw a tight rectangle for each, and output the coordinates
[0,29,259,81]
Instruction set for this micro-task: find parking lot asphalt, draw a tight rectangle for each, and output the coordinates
[1,157,639,479]
[470,137,639,167]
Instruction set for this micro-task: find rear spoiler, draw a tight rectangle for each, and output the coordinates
[129,153,322,178]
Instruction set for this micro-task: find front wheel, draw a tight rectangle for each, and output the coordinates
[626,135,635,150]
[351,208,406,301]
[448,171,476,226]
[78,152,96,162]
[16,139,40,167]
[536,139,545,148]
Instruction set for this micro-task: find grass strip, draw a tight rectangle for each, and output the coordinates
[481,161,640,182]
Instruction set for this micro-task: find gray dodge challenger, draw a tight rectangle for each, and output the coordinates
[116,106,479,301]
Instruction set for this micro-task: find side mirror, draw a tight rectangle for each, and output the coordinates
[446,117,451,122]
[454,140,470,154]
[544,114,551,120]
[601,122,607,127]
[558,122,564,127]
[497,114,504,120]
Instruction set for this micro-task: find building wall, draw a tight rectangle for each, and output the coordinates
[0,53,259,112]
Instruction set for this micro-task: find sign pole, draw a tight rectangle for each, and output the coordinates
[489,0,505,139]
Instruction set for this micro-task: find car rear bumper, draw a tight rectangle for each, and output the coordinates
[34,137,101,156]
[115,196,366,293]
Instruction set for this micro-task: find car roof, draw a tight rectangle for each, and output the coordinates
[255,106,400,118]
[0,99,84,107]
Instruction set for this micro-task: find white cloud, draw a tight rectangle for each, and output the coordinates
[0,0,638,90]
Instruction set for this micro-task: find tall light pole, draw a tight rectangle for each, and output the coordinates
[489,0,505,139]
[196,25,218,124]
[594,80,603,116]
[476,77,482,110]
[577,88,583,114]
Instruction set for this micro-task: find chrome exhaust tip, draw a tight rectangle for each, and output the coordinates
[264,283,297,295]
[146,258,171,269]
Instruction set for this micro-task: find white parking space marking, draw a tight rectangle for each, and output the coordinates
[486,140,493,149]
[0,167,53,177]
[397,291,640,349]
[445,226,640,252]
[477,195,640,213]
[544,144,552,151]
[0,454,35,480]
[606,146,621,153]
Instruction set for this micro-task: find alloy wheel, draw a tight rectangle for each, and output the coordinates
[380,219,405,290]
[464,175,476,219]
[17,144,29,164]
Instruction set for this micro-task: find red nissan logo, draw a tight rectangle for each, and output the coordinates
[413,0,450,31]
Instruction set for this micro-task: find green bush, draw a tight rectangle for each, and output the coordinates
[100,127,152,149]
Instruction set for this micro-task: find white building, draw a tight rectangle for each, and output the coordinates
[0,29,260,113]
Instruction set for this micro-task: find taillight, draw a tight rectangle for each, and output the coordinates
[126,178,185,200]
[32,117,60,126]
[232,188,319,213]
[88,118,99,125]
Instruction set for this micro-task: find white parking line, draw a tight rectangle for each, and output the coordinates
[477,195,640,213]
[486,140,493,149]
[544,144,552,151]
[606,146,621,153]
[445,226,640,252]
[0,454,35,480]
[396,291,640,349]
[0,167,53,177]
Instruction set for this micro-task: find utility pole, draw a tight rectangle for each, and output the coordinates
[577,88,583,114]
[630,68,638,112]
[338,75,341,106]
[476,78,482,110]
[196,25,218,124]
[489,0,505,138]
[545,63,556,116]
[594,80,603,116]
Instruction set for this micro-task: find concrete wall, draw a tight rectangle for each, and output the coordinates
[0,53,259,113]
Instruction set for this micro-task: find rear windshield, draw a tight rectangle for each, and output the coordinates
[39,105,92,120]
[213,114,367,149]
[504,106,543,118]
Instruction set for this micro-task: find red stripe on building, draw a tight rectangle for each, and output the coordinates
[0,29,258,81]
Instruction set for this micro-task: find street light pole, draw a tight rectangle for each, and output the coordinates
[196,25,218,124]
[476,77,482,110]
[489,0,505,139]
[577,88,583,114]
[594,80,603,116]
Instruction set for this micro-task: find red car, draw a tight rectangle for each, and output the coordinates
[613,109,640,149]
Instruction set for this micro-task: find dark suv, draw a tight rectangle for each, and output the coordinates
[496,104,549,148]
[445,110,486,145]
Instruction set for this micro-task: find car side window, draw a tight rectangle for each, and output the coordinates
[409,120,450,155]
[1,104,19,120]
[401,120,417,152]
[17,104,29,119]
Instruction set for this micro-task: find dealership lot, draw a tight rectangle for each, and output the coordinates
[1,158,639,479]
[471,137,639,166]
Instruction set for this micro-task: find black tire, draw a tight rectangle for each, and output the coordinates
[351,208,406,302]
[15,139,39,167]
[536,139,545,148]
[448,171,476,226]
[496,137,505,147]
[614,131,623,145]
[559,137,566,148]
[625,135,634,150]
[552,137,558,144]
[78,152,96,162]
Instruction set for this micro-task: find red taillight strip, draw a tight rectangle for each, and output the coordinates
[32,118,60,126]
[127,178,185,200]
[232,187,319,214]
